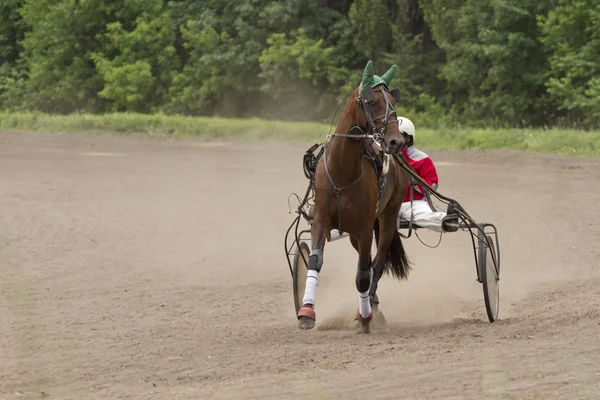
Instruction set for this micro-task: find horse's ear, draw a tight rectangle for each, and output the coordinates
[381,64,398,87]
[360,60,374,91]
[390,88,401,102]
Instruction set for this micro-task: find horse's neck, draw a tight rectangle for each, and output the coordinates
[326,119,363,179]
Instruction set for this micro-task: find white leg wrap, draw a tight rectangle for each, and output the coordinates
[302,270,319,306]
[359,291,372,318]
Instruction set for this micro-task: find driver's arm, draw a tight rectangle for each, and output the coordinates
[418,157,439,189]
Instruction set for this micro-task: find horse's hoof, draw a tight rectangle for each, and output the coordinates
[298,316,315,330]
[297,305,316,330]
[354,310,373,334]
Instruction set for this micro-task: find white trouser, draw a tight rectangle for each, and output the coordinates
[399,200,446,232]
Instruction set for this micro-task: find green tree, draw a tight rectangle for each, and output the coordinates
[167,0,352,119]
[167,24,242,115]
[167,0,291,116]
[20,0,175,113]
[348,0,393,67]
[20,0,108,113]
[91,2,176,112]
[379,0,446,123]
[421,0,555,126]
[4,0,590,128]
[0,0,26,65]
[0,0,28,109]
[539,0,600,126]
[259,28,349,119]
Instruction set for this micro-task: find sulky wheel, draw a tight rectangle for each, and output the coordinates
[292,241,310,315]
[478,227,500,322]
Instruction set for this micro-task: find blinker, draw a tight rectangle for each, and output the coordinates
[360,86,374,102]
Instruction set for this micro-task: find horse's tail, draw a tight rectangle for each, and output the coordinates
[373,219,412,280]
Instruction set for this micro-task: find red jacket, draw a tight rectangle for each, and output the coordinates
[401,147,439,203]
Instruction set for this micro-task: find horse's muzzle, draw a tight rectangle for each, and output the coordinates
[385,138,405,154]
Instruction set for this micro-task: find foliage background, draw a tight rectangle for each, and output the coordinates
[1,0,599,129]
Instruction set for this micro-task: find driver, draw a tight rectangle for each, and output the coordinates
[397,116,458,232]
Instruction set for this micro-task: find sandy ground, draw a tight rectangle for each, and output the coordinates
[1,131,600,400]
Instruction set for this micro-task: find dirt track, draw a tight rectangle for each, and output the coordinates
[1,131,600,400]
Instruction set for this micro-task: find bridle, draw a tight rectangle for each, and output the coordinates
[326,84,400,147]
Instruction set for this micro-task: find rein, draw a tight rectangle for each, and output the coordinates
[322,85,398,234]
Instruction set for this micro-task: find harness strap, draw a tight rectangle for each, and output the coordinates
[328,126,384,144]
[329,133,369,140]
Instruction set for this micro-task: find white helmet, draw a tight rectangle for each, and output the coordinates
[397,116,415,139]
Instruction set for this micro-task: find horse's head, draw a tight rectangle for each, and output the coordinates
[355,60,404,154]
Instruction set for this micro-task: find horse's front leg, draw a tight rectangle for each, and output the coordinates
[297,211,331,330]
[355,230,375,333]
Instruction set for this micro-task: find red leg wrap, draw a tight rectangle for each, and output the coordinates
[298,305,316,321]
[356,309,373,325]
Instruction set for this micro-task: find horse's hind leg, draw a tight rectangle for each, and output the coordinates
[297,214,330,330]
[369,208,410,317]
[355,233,374,333]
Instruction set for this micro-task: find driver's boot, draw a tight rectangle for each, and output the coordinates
[441,202,459,232]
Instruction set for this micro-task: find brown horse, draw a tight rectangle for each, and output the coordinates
[297,60,411,332]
